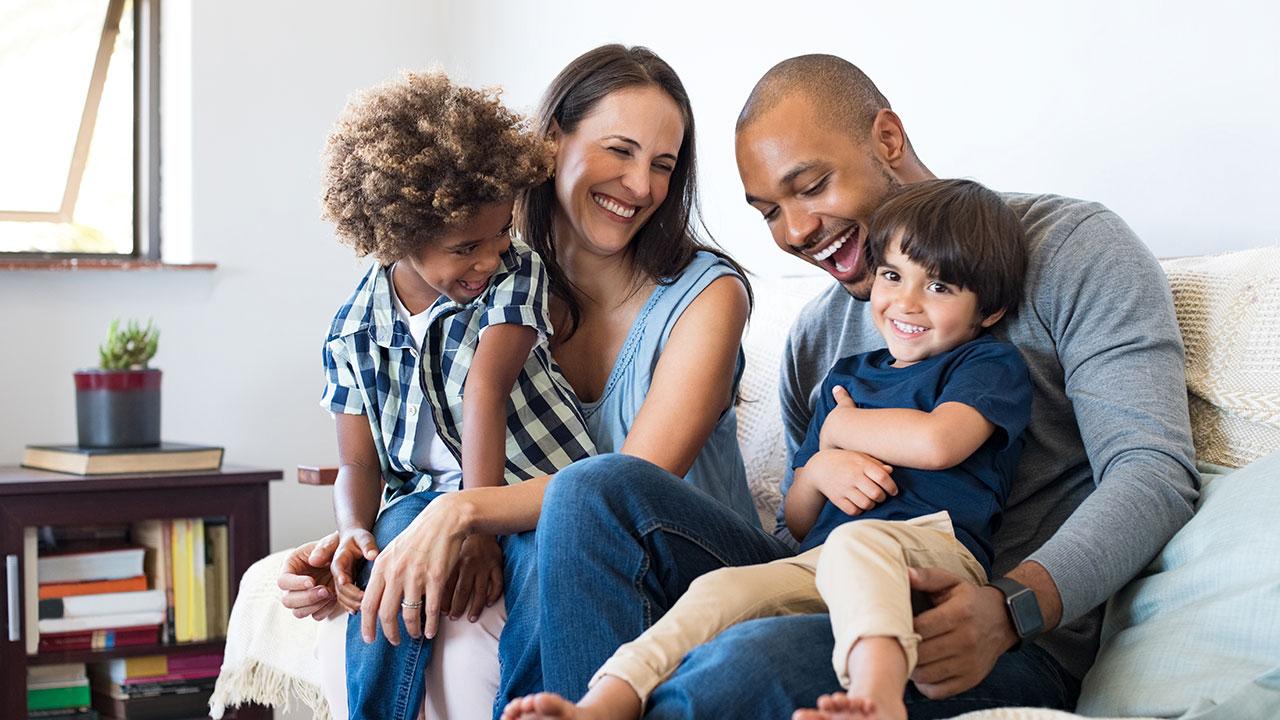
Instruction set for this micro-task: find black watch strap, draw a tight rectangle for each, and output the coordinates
[989,577,1044,650]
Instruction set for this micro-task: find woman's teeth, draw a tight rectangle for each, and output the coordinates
[593,193,637,218]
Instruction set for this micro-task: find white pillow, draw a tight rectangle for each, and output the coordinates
[1077,451,1280,718]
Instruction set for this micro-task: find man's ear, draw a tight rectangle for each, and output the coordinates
[979,307,1007,329]
[871,109,909,167]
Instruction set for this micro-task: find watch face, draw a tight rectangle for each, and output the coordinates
[1009,589,1044,637]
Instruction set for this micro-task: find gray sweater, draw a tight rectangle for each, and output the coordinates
[779,192,1199,681]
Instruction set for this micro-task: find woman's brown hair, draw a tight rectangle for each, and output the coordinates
[517,44,750,338]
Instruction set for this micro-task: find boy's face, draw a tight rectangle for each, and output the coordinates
[870,236,1005,367]
[405,199,515,305]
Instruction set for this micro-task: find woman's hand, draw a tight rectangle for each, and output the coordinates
[441,534,504,623]
[331,527,379,614]
[277,532,344,621]
[359,493,471,645]
[805,449,897,516]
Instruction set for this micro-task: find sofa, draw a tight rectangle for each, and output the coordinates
[211,247,1280,720]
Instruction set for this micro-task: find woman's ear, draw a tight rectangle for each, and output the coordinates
[548,118,562,143]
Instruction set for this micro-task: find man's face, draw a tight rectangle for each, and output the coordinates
[736,94,900,299]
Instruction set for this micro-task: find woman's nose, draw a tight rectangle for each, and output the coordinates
[620,162,651,201]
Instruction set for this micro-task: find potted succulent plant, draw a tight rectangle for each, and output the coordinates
[74,319,161,448]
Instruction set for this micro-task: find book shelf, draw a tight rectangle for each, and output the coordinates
[0,465,281,719]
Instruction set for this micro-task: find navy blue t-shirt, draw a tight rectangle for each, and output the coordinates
[789,334,1031,573]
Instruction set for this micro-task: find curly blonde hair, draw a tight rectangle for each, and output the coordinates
[321,71,554,263]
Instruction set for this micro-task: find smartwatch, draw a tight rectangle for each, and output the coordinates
[989,577,1044,650]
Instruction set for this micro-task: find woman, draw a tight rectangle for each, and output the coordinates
[279,44,759,719]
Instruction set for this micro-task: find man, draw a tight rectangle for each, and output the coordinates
[502,55,1199,718]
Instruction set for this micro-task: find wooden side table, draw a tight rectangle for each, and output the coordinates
[0,464,281,719]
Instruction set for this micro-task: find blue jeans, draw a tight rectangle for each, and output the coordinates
[496,454,793,710]
[646,614,1080,718]
[345,491,446,720]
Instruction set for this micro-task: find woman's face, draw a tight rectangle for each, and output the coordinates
[552,84,685,260]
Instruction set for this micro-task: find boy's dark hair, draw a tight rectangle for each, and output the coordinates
[865,179,1027,319]
[321,71,554,264]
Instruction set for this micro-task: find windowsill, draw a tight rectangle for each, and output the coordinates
[0,258,217,271]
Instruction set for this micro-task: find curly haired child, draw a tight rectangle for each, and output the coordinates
[317,70,594,720]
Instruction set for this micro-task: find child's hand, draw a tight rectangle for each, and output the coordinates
[331,528,379,614]
[819,386,859,450]
[440,534,504,623]
[804,449,896,516]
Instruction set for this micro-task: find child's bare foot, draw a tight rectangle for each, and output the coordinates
[792,690,906,720]
[501,692,584,720]
[501,677,642,720]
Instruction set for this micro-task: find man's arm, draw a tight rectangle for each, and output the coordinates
[909,210,1198,698]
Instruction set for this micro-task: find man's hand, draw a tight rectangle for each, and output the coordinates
[277,532,344,621]
[908,566,1017,699]
[804,448,897,516]
[331,528,379,614]
[440,534,504,623]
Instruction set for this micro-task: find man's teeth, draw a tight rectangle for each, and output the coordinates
[892,319,927,334]
[592,193,636,218]
[812,235,846,262]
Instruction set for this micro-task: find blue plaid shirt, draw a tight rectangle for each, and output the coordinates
[320,241,594,502]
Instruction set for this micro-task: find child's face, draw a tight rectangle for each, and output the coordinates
[870,236,1005,367]
[405,198,515,304]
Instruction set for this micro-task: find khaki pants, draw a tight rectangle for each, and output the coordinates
[591,511,987,700]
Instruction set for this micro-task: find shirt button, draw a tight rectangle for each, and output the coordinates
[407,405,418,417]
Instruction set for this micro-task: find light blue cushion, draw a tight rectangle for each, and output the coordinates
[1078,451,1280,718]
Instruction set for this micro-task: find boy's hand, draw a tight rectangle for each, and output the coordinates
[820,385,859,450]
[331,528,379,614]
[441,534,504,623]
[277,533,343,620]
[805,448,896,516]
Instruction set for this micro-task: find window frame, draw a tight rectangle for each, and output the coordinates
[0,0,161,262]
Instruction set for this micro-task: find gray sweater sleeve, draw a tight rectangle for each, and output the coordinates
[1026,211,1200,625]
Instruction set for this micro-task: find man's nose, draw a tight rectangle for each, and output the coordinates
[782,206,820,251]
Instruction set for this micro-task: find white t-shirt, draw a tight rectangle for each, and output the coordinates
[390,283,464,493]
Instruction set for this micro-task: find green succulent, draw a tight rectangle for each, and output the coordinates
[99,318,160,370]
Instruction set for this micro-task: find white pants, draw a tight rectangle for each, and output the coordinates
[316,599,508,720]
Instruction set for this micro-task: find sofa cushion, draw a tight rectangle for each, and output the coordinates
[1076,451,1280,718]
[1161,247,1280,468]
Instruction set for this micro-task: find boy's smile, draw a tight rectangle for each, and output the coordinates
[396,199,516,310]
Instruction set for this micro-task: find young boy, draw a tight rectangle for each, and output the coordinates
[317,71,594,718]
[501,178,1031,720]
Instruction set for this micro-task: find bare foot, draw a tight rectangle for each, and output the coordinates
[501,692,584,720]
[792,690,905,720]
[501,677,641,720]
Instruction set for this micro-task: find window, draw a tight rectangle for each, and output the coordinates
[0,0,159,259]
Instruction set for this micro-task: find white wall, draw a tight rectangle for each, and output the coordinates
[2,1,1277,558]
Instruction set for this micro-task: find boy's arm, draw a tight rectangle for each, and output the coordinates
[783,465,827,541]
[330,412,386,609]
[820,386,996,470]
[784,450,897,540]
[461,324,538,488]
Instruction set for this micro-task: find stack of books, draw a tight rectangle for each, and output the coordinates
[27,663,96,719]
[133,518,231,643]
[89,654,222,720]
[37,545,164,653]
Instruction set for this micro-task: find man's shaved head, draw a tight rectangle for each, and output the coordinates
[737,54,891,141]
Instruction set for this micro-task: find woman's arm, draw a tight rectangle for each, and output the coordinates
[618,275,750,475]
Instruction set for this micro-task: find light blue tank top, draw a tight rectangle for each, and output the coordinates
[580,251,759,527]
